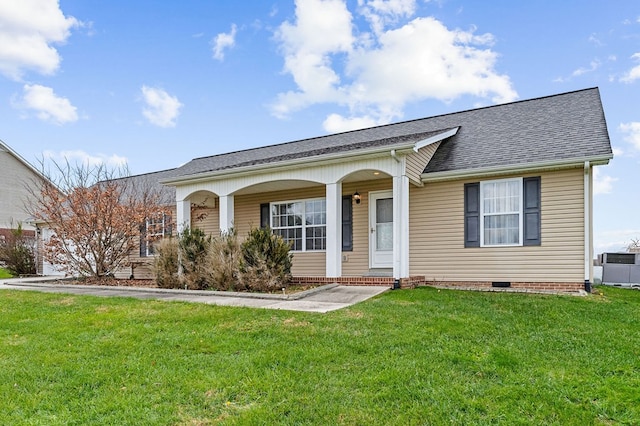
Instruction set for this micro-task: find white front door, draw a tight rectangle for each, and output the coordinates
[369,190,393,268]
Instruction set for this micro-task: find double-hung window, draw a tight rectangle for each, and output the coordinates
[142,213,172,256]
[480,178,522,246]
[271,198,326,251]
[465,177,541,248]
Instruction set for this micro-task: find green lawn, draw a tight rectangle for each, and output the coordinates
[1,286,638,425]
[0,267,13,279]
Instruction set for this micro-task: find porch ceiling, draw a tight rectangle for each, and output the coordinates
[232,170,390,196]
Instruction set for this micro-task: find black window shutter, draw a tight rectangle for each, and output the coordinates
[260,203,270,228]
[139,224,147,257]
[523,177,541,246]
[165,213,173,237]
[464,183,480,247]
[342,195,353,251]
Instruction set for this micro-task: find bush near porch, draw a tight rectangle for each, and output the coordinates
[154,226,293,292]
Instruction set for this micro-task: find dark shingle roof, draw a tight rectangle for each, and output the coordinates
[172,87,611,179]
[112,168,180,204]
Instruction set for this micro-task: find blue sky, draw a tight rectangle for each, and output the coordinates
[1,0,639,254]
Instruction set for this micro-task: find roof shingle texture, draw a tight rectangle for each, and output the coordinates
[112,168,180,204]
[173,87,612,178]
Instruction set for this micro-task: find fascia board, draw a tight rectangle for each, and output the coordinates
[421,154,613,183]
[413,127,459,152]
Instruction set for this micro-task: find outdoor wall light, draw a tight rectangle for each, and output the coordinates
[353,191,361,204]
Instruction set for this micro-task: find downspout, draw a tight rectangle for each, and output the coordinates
[390,149,401,163]
[584,161,592,293]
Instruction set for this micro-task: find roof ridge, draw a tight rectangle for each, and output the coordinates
[189,87,599,162]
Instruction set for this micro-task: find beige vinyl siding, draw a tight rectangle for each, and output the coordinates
[192,207,219,236]
[409,168,584,283]
[405,141,441,185]
[289,252,325,276]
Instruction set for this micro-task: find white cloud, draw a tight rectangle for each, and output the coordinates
[572,59,600,77]
[14,84,78,125]
[358,0,418,35]
[588,33,603,46]
[323,113,382,133]
[612,146,624,157]
[593,167,616,195]
[272,0,354,118]
[43,149,128,168]
[212,24,237,61]
[619,121,640,150]
[620,53,640,83]
[0,0,80,80]
[140,86,183,128]
[271,0,517,131]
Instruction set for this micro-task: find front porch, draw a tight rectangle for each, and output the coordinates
[172,156,418,282]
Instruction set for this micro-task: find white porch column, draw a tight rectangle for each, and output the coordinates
[219,195,235,234]
[176,200,191,234]
[325,182,342,278]
[393,174,410,279]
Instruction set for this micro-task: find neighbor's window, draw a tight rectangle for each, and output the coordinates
[271,198,326,251]
[144,214,172,256]
[480,178,522,246]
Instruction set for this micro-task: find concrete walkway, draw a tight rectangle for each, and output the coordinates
[0,277,389,313]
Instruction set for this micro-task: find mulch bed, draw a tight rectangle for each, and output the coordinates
[54,277,158,288]
[51,277,319,294]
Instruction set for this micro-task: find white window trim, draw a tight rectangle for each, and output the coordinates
[270,197,326,252]
[479,177,523,247]
[145,214,170,256]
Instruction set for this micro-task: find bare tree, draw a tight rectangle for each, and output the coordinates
[25,159,170,278]
[628,238,640,253]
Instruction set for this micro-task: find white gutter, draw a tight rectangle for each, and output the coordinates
[584,161,592,291]
[421,154,613,183]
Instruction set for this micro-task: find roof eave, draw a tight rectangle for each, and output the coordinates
[161,142,417,186]
[421,154,613,183]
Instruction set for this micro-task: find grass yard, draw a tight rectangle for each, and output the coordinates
[0,286,639,425]
[0,267,13,279]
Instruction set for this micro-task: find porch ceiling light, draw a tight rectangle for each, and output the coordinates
[353,191,361,204]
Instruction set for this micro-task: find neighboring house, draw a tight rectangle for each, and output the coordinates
[0,140,45,237]
[0,139,51,268]
[154,87,612,292]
